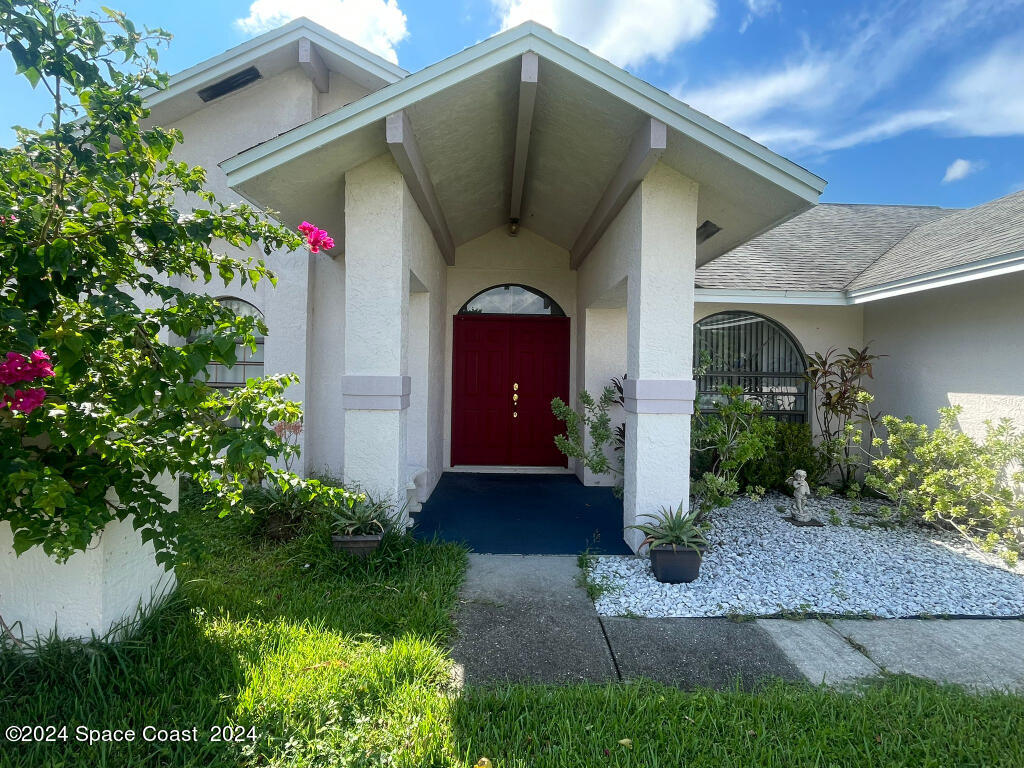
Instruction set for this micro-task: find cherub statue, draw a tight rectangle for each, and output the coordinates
[787,469,812,522]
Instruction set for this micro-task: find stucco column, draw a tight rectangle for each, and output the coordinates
[623,163,699,551]
[264,246,313,475]
[343,156,411,521]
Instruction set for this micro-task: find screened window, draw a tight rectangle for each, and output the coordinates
[459,284,565,316]
[694,311,808,422]
[202,297,264,389]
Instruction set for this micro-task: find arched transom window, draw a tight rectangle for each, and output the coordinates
[204,297,264,389]
[459,284,565,316]
[693,311,808,422]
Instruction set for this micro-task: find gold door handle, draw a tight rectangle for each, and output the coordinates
[513,393,518,402]
[513,382,519,391]
[513,412,518,418]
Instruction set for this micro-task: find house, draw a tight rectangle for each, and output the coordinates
[147,17,1024,551]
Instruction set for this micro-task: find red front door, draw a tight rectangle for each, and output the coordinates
[452,315,570,467]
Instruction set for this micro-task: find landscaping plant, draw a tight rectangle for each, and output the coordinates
[552,385,622,495]
[804,345,883,488]
[691,385,773,511]
[866,406,1024,564]
[739,419,828,493]
[628,501,708,552]
[0,0,352,565]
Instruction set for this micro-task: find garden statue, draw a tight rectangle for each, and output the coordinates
[787,470,812,523]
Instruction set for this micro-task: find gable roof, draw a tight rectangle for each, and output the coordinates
[696,203,954,291]
[145,17,407,127]
[220,21,826,265]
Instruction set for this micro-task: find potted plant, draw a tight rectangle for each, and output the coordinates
[330,494,391,557]
[629,502,709,583]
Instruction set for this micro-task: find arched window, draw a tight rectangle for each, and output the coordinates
[458,284,565,316]
[204,297,264,389]
[694,311,808,422]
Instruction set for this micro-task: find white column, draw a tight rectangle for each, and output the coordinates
[263,247,313,475]
[343,156,411,520]
[623,163,698,551]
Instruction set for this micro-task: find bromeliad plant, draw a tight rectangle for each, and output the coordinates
[628,501,709,552]
[0,1,342,565]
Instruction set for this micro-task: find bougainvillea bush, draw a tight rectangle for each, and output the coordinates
[0,1,345,565]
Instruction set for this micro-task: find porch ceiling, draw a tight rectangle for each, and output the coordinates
[223,23,825,267]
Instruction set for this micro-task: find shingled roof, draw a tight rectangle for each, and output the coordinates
[698,189,1024,295]
[849,189,1024,290]
[695,203,955,291]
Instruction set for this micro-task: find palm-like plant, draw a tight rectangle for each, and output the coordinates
[628,502,709,552]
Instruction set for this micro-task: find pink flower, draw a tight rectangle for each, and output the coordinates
[2,387,46,413]
[0,349,54,385]
[298,221,335,253]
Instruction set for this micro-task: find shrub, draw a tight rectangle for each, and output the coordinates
[866,406,1024,564]
[805,345,883,488]
[740,420,828,492]
[0,3,348,565]
[552,386,622,495]
[692,386,773,487]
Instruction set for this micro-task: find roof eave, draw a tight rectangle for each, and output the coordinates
[220,21,826,203]
[145,17,407,110]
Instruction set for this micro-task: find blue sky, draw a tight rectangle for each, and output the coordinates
[2,0,1023,207]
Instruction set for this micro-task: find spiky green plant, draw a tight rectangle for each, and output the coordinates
[628,501,709,552]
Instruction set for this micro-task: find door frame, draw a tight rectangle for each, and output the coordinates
[450,313,572,470]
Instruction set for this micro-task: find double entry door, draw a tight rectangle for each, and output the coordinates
[452,314,570,467]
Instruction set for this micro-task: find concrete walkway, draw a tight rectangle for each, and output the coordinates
[453,554,1024,692]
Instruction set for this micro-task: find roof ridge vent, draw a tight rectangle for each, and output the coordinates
[198,66,262,102]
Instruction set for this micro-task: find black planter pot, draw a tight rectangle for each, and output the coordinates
[331,534,383,558]
[649,545,705,584]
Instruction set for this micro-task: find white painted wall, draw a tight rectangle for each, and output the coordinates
[443,226,578,472]
[864,272,1024,439]
[404,179,448,499]
[579,163,699,551]
[0,476,177,642]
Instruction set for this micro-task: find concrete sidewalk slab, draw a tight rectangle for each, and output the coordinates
[602,617,803,690]
[451,555,617,685]
[757,619,881,687]
[831,619,1024,692]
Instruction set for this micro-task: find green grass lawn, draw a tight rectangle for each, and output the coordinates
[2,487,1023,767]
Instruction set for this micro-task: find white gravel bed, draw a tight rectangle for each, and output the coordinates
[590,494,1024,618]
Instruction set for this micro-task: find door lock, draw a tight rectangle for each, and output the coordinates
[513,393,519,402]
[513,412,518,418]
[513,382,519,391]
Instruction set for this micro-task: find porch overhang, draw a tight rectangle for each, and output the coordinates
[221,21,826,267]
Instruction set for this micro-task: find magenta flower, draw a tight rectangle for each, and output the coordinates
[0,349,54,386]
[4,388,47,413]
[298,221,335,254]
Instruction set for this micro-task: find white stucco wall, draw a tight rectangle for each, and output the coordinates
[864,272,1024,439]
[443,226,578,471]
[0,475,177,642]
[404,180,448,498]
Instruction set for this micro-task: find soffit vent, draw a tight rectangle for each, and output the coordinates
[198,66,262,102]
[696,219,721,245]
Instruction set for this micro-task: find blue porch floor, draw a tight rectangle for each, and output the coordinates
[412,472,632,555]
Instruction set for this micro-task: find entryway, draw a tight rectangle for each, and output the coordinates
[451,284,570,468]
[413,473,631,555]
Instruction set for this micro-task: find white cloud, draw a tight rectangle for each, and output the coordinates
[740,0,780,33]
[492,0,717,68]
[942,158,984,184]
[677,0,1024,155]
[235,0,408,64]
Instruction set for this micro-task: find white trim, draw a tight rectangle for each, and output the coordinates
[694,288,850,305]
[848,250,1024,303]
[221,22,825,202]
[145,18,406,109]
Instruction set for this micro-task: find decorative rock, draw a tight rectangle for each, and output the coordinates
[589,493,1024,619]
